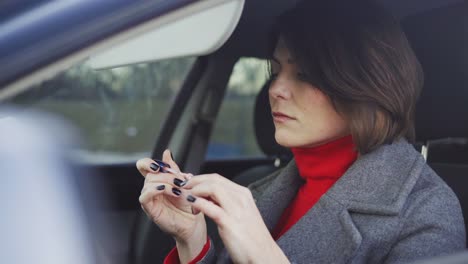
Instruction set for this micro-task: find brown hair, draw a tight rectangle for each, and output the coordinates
[269,0,424,154]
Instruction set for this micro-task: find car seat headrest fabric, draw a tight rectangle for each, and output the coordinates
[427,138,468,164]
[254,80,292,160]
[402,2,468,141]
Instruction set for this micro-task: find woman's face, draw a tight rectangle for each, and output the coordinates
[269,41,350,148]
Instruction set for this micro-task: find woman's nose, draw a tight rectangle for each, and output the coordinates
[268,77,290,100]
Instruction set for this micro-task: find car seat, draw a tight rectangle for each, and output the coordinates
[402,1,468,244]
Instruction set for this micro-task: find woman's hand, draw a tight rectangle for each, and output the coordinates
[137,150,206,263]
[182,174,290,264]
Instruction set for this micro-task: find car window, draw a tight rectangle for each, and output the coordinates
[8,57,195,163]
[207,57,268,160]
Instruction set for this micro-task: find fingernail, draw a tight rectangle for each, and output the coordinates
[172,187,181,196]
[156,185,165,190]
[173,178,186,187]
[187,195,196,203]
[155,159,170,169]
[150,163,160,171]
[170,151,174,160]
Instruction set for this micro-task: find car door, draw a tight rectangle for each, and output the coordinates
[0,1,247,263]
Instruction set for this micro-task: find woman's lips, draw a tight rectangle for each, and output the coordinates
[272,112,295,123]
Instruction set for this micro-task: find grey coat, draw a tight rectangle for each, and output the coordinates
[200,139,466,263]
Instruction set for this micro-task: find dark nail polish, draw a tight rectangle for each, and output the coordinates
[170,151,174,160]
[156,185,165,190]
[154,160,171,173]
[172,187,181,196]
[150,163,160,171]
[173,178,185,187]
[187,195,196,203]
[155,159,170,168]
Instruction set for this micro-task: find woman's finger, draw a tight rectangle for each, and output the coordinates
[188,180,234,209]
[145,172,185,186]
[136,158,161,177]
[139,183,168,205]
[183,173,194,181]
[182,173,235,191]
[187,195,228,228]
[140,182,186,205]
[162,149,181,172]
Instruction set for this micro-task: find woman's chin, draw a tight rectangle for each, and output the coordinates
[275,131,336,149]
[274,133,296,148]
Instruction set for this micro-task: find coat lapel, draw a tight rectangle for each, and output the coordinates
[326,138,425,215]
[252,160,362,263]
[251,138,425,263]
[253,160,303,232]
[275,195,362,263]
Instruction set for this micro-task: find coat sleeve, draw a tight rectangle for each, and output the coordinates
[384,183,466,263]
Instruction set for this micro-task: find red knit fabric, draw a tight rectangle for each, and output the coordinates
[272,135,357,239]
[164,237,211,264]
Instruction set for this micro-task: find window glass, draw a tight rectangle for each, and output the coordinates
[9,57,195,163]
[207,57,268,159]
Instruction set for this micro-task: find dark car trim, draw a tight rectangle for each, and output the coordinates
[151,56,209,158]
[0,0,196,88]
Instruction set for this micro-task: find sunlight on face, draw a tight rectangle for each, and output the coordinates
[268,40,350,148]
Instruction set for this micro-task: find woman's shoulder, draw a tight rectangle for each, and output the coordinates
[384,162,466,260]
[406,162,464,222]
[415,163,458,196]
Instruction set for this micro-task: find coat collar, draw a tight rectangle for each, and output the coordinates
[251,138,426,262]
[326,138,426,215]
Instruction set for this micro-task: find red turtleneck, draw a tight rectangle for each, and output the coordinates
[272,135,358,239]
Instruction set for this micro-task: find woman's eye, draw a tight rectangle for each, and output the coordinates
[270,73,279,80]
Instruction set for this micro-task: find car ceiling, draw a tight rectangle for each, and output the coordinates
[219,0,465,58]
[0,0,465,108]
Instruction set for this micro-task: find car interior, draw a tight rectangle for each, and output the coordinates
[1,0,467,263]
[112,1,468,263]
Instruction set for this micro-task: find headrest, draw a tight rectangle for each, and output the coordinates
[402,2,468,141]
[427,138,468,164]
[254,80,292,160]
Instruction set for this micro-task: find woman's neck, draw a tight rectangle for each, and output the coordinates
[291,135,358,181]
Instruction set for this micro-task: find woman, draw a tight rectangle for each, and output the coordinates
[137,0,466,263]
